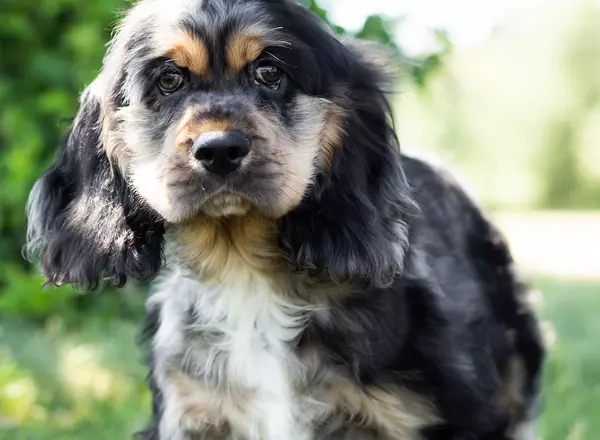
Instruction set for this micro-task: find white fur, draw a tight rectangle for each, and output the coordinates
[513,421,538,440]
[150,250,314,440]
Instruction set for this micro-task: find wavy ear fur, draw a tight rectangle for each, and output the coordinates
[279,41,415,287]
[26,85,164,290]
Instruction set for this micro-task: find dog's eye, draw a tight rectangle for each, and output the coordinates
[158,69,185,94]
[254,62,284,89]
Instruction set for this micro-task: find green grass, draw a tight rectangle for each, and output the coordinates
[0,278,598,440]
[0,318,151,439]
[535,278,600,440]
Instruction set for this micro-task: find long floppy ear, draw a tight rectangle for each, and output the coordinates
[279,40,415,287]
[26,83,164,290]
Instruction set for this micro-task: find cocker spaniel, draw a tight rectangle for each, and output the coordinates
[26,0,545,439]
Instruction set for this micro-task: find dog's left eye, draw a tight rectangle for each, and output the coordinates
[158,69,185,94]
[254,62,284,90]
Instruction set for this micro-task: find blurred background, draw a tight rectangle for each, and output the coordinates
[0,0,598,438]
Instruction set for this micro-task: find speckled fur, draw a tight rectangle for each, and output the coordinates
[26,0,545,439]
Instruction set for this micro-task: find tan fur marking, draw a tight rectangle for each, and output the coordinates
[319,104,347,171]
[176,216,282,280]
[170,371,254,435]
[226,34,264,71]
[166,32,210,77]
[325,375,439,439]
[175,110,231,149]
[245,107,317,216]
[500,356,529,437]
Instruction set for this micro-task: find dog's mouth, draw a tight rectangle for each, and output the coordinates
[200,192,253,217]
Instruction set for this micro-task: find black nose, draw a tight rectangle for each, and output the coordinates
[192,131,251,176]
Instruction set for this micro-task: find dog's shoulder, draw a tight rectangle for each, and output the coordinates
[402,151,480,213]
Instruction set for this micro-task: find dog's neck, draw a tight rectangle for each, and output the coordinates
[169,216,283,280]
[165,215,347,301]
[158,215,315,359]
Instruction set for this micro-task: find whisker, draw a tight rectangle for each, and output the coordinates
[279,181,305,199]
[282,172,311,185]
[158,152,173,160]
[275,185,297,207]
[265,51,296,69]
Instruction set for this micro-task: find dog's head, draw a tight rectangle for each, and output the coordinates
[26,0,414,289]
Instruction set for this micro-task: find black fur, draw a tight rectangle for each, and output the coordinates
[25,0,545,438]
[278,102,412,286]
[301,157,545,439]
[26,93,164,290]
[273,4,413,287]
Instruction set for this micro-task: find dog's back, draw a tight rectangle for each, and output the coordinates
[401,155,545,439]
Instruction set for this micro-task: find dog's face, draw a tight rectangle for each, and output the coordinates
[103,0,346,222]
[26,0,413,289]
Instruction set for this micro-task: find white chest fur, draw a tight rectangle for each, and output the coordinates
[150,258,314,440]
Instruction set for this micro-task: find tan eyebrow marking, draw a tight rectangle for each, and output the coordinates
[166,31,210,78]
[225,34,264,72]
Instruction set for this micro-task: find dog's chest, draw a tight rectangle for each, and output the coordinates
[153,269,316,439]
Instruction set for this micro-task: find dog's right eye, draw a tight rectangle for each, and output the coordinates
[158,69,185,94]
[254,62,284,90]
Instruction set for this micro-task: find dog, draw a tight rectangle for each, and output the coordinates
[25,0,545,438]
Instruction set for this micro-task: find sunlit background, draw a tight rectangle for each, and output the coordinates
[1,0,599,439]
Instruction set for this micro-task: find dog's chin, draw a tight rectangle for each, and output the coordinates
[158,185,297,223]
[200,193,253,217]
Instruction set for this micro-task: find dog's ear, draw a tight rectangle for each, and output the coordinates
[26,83,164,290]
[279,42,415,287]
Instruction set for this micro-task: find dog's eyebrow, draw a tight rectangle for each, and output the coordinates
[225,33,265,72]
[165,31,210,78]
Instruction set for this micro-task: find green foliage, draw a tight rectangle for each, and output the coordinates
[537,1,600,208]
[395,0,600,211]
[0,0,444,320]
